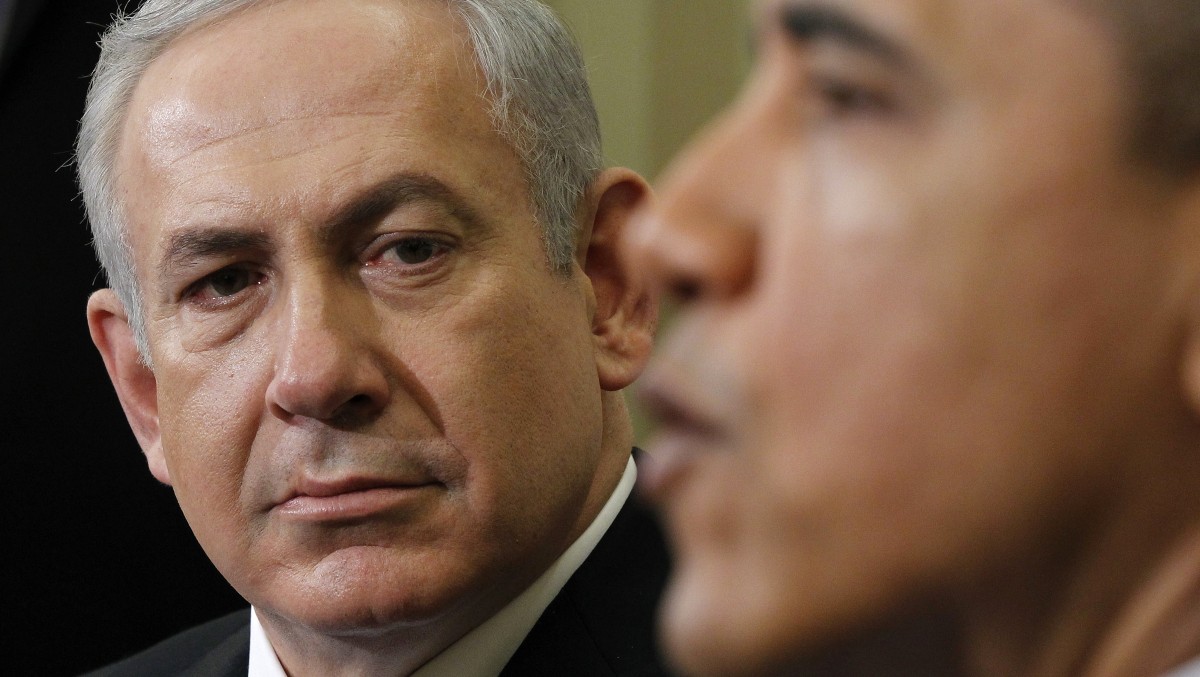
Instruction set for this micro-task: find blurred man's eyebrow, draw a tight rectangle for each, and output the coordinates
[774,3,914,68]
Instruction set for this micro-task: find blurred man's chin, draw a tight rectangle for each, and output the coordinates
[660,564,786,677]
[661,558,868,677]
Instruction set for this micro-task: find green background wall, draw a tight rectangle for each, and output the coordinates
[543,1,750,439]
[546,0,749,179]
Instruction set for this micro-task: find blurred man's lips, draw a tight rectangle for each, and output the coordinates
[637,378,722,501]
[275,477,440,521]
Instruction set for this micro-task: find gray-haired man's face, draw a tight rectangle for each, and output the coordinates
[92,0,629,658]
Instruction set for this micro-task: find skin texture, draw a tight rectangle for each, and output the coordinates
[86,0,654,674]
[625,0,1200,675]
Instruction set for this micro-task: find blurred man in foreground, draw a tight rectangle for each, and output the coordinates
[79,0,665,674]
[626,1,1200,675]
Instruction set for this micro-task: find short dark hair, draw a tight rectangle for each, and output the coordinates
[1084,0,1200,174]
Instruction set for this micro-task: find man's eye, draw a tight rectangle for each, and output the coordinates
[188,267,262,301]
[386,238,445,265]
[814,77,895,117]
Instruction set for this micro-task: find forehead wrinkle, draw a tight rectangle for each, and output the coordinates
[130,0,478,164]
[143,107,400,169]
[119,0,512,277]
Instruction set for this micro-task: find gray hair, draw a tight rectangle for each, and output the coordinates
[76,0,602,358]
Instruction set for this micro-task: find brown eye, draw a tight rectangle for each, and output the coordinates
[814,76,895,117]
[389,238,441,264]
[206,267,255,297]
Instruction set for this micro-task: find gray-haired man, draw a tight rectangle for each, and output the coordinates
[79,1,665,675]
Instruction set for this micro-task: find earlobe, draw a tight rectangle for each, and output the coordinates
[579,167,658,391]
[1184,353,1200,421]
[1175,185,1200,422]
[87,289,171,485]
[1182,288,1200,421]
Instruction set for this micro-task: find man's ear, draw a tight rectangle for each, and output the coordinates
[87,289,170,485]
[1172,177,1200,425]
[577,167,657,391]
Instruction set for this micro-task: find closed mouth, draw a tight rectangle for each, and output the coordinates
[274,476,441,521]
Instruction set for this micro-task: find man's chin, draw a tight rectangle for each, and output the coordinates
[259,594,445,639]
[249,548,479,636]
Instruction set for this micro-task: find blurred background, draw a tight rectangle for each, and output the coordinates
[2,0,746,673]
[551,0,747,179]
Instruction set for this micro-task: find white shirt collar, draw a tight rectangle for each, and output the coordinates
[248,609,287,677]
[1164,655,1200,677]
[249,456,638,677]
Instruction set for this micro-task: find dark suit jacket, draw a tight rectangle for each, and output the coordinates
[82,486,672,677]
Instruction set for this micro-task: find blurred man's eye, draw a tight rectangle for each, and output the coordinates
[812,75,896,117]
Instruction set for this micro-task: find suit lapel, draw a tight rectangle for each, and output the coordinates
[499,472,671,677]
[181,626,250,677]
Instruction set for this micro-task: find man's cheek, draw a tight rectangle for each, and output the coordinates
[157,370,258,496]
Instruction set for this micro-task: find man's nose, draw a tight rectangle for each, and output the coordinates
[623,107,761,305]
[265,278,390,426]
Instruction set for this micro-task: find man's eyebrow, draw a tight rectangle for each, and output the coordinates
[156,174,485,282]
[775,3,914,69]
[321,172,486,245]
[159,228,271,279]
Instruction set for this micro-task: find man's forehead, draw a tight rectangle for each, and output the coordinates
[124,0,479,164]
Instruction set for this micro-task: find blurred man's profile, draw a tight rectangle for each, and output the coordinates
[626,1,1200,676]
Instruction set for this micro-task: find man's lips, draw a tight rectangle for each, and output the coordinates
[636,375,724,501]
[274,476,440,521]
[639,383,719,438]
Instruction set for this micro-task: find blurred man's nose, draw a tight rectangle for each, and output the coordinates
[265,275,390,426]
[623,106,762,306]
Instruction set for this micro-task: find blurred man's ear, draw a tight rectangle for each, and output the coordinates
[1174,176,1200,422]
[577,167,657,391]
[87,289,170,485]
